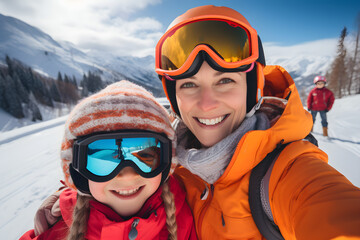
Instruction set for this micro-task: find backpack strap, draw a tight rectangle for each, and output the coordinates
[249,133,318,240]
[249,141,288,240]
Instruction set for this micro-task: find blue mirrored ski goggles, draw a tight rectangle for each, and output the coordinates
[71,130,172,182]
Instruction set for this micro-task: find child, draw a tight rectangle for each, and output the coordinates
[20,80,196,240]
[307,76,335,136]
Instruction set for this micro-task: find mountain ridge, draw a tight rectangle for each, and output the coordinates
[0,13,163,96]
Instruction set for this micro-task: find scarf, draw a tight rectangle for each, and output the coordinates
[175,113,270,184]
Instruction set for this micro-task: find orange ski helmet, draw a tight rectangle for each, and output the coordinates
[155,5,266,115]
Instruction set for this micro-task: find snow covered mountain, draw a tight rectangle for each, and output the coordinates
[0,12,336,94]
[0,12,338,131]
[0,13,163,96]
[264,39,336,91]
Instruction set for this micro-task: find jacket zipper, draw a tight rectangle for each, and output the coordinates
[128,218,140,240]
[197,183,214,238]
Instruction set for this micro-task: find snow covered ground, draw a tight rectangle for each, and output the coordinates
[0,95,360,240]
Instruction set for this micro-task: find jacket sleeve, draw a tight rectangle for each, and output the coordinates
[19,220,68,240]
[306,90,313,110]
[327,89,335,111]
[19,230,38,240]
[269,142,360,240]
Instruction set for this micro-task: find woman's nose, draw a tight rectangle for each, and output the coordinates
[197,87,219,111]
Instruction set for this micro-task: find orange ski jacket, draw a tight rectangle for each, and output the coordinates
[173,65,360,240]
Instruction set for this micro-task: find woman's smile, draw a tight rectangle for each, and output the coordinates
[195,114,229,127]
[176,62,247,147]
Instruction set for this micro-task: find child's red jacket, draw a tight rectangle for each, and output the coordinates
[20,175,197,240]
[307,87,335,111]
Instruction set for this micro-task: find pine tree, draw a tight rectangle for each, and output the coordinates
[64,74,70,83]
[0,74,6,110]
[328,27,348,98]
[50,81,62,102]
[80,73,89,97]
[349,13,360,94]
[13,72,29,103]
[57,72,63,82]
[72,75,78,88]
[5,55,14,77]
[3,75,24,118]
[32,74,54,107]
[28,100,42,121]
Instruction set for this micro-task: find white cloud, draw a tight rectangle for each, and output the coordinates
[0,0,163,57]
[263,38,338,59]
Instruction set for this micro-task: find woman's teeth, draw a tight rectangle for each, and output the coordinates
[115,187,141,196]
[198,116,225,126]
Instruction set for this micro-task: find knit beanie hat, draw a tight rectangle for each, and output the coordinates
[60,80,176,193]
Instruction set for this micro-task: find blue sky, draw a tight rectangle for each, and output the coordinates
[0,0,359,57]
[134,0,360,45]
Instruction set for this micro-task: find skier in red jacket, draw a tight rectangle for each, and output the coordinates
[307,76,335,136]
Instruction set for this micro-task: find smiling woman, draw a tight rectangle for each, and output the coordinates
[155,5,360,240]
[175,62,247,147]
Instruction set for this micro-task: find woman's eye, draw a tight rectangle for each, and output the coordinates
[218,78,234,84]
[180,82,196,88]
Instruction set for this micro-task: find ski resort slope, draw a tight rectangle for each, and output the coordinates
[0,95,359,240]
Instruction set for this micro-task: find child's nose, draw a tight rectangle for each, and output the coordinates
[116,166,139,179]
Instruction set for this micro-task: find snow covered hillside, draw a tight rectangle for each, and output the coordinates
[0,95,359,239]
[1,13,340,132]
[0,13,162,95]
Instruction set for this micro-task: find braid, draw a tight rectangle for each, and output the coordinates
[67,194,92,240]
[161,181,178,240]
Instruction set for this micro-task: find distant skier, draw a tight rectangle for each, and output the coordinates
[307,76,335,136]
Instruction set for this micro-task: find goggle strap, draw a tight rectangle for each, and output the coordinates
[165,74,175,81]
[244,62,255,73]
[257,36,266,66]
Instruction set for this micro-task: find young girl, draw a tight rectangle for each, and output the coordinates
[20,80,196,240]
[307,76,335,136]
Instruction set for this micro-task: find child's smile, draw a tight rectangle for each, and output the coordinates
[111,185,144,199]
[89,167,162,217]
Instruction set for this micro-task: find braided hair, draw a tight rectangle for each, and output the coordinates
[161,180,178,240]
[66,194,92,240]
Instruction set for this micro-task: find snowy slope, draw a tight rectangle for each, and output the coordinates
[0,95,359,239]
[0,13,162,93]
[0,13,98,79]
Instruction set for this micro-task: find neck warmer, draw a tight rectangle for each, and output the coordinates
[175,113,270,184]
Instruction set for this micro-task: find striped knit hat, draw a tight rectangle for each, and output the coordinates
[60,80,176,193]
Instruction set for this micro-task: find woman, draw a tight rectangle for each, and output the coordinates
[33,5,360,240]
[155,5,360,239]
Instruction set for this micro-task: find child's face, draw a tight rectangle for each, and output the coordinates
[316,81,325,89]
[89,166,162,217]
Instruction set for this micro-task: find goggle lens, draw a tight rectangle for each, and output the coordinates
[86,137,160,176]
[160,20,251,71]
[72,131,171,182]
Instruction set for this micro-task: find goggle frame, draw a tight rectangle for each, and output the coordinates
[155,16,260,77]
[71,130,172,182]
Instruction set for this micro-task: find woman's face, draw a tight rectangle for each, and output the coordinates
[176,61,247,147]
